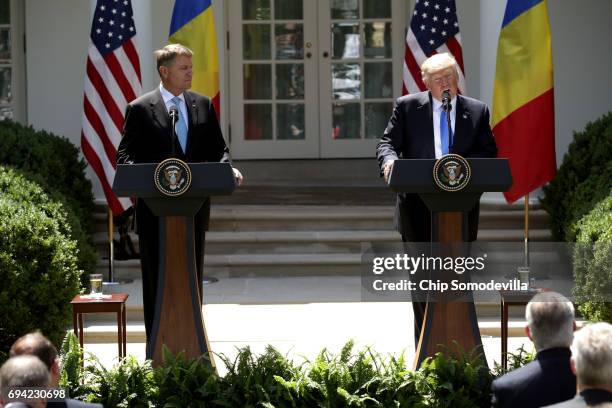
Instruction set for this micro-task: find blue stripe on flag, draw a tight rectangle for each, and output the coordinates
[501,0,543,28]
[169,0,211,36]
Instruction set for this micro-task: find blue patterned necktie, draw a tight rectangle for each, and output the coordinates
[440,108,450,156]
[171,96,188,153]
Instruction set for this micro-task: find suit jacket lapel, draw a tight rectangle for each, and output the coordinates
[416,92,435,158]
[149,89,170,131]
[183,91,198,158]
[453,95,470,153]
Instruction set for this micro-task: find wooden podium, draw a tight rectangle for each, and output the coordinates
[113,162,235,367]
[389,158,511,368]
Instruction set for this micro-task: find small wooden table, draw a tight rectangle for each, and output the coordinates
[499,289,539,370]
[71,293,129,358]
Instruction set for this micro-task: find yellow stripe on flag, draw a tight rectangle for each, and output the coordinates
[169,7,219,99]
[492,1,553,127]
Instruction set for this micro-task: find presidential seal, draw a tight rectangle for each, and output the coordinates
[432,154,471,192]
[154,158,192,196]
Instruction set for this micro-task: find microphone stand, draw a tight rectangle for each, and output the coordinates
[169,108,178,157]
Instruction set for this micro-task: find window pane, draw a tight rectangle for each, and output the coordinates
[244,104,272,140]
[0,28,10,63]
[332,63,360,100]
[364,62,392,98]
[365,102,393,139]
[0,67,11,104]
[364,22,391,59]
[332,103,361,139]
[363,0,391,18]
[277,104,305,140]
[244,64,271,99]
[0,106,12,121]
[275,23,303,60]
[331,23,360,59]
[276,64,304,99]
[331,0,359,20]
[243,0,270,20]
[275,0,303,19]
[243,24,271,60]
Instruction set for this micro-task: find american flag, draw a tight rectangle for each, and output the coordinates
[81,0,142,215]
[402,0,466,95]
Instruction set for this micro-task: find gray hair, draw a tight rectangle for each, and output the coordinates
[525,291,575,351]
[154,43,193,73]
[0,355,50,400]
[572,322,612,389]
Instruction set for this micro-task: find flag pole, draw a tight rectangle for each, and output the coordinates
[524,193,529,267]
[108,206,115,282]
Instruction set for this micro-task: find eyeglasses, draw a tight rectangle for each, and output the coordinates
[431,73,454,85]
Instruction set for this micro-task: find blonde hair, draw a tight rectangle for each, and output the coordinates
[154,43,193,74]
[420,53,458,82]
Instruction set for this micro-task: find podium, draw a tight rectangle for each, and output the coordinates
[389,158,511,367]
[113,162,235,367]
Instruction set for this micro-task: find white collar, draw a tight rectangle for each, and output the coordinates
[432,95,457,111]
[159,83,185,105]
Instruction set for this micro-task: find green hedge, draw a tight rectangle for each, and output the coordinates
[572,192,612,322]
[60,336,507,408]
[0,166,82,357]
[541,112,612,241]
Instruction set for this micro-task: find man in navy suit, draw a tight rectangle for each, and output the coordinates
[117,44,242,340]
[491,292,577,408]
[376,53,497,342]
[543,322,612,408]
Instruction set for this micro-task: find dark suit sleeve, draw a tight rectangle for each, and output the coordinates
[203,101,231,164]
[471,104,498,158]
[117,103,139,164]
[376,98,405,175]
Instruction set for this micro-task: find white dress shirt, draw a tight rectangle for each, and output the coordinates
[159,83,189,132]
[432,95,456,158]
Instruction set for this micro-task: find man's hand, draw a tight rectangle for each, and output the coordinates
[382,160,395,183]
[232,167,244,186]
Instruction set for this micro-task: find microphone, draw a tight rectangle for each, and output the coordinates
[442,90,451,112]
[169,107,179,157]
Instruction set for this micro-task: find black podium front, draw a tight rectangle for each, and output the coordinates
[389,158,512,367]
[113,162,234,367]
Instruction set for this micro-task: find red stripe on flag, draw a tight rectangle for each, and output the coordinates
[104,52,137,102]
[81,134,125,214]
[446,36,464,73]
[404,45,427,92]
[211,92,220,121]
[86,58,125,133]
[123,40,142,84]
[493,89,557,203]
[83,96,117,167]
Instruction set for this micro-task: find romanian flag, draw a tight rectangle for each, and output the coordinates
[169,0,221,118]
[492,0,556,203]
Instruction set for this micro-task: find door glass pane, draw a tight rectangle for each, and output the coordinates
[276,64,304,99]
[331,23,360,59]
[277,103,305,139]
[363,0,391,18]
[243,24,271,60]
[333,103,360,139]
[0,67,11,104]
[364,62,392,98]
[275,23,303,60]
[331,0,359,20]
[365,102,392,139]
[364,22,391,59]
[244,64,271,99]
[0,106,12,120]
[244,104,272,140]
[332,63,360,100]
[0,29,10,63]
[243,0,270,20]
[275,0,303,19]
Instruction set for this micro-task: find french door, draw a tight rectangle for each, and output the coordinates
[228,0,407,159]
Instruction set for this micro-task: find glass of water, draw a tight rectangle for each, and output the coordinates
[90,273,103,297]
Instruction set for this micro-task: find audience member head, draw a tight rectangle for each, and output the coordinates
[525,291,575,351]
[571,322,612,392]
[0,355,49,408]
[9,331,60,387]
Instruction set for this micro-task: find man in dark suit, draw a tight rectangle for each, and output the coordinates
[9,331,103,408]
[491,292,577,408]
[543,322,612,408]
[117,43,242,340]
[376,53,497,342]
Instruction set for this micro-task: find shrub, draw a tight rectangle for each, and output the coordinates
[0,167,81,357]
[541,112,612,241]
[572,192,612,322]
[0,121,97,278]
